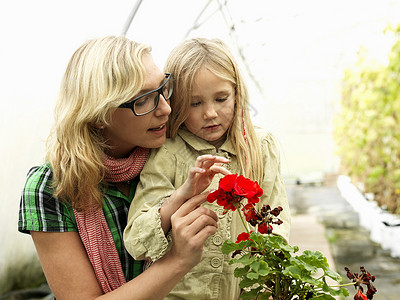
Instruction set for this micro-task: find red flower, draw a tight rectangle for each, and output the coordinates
[235,231,253,243]
[354,289,368,300]
[258,223,273,234]
[233,175,263,205]
[207,174,262,213]
[236,232,250,243]
[219,173,238,191]
[243,206,257,222]
[345,267,377,300]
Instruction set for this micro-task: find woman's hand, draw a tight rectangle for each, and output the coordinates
[168,192,219,269]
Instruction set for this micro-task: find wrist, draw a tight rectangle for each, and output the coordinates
[158,250,190,277]
[174,185,190,205]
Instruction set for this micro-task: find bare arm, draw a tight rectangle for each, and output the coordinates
[31,193,217,300]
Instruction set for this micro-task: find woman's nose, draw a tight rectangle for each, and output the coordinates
[155,95,171,116]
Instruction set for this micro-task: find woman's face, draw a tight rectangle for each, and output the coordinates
[103,54,171,158]
[184,67,235,149]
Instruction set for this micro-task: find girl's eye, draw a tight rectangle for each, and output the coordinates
[191,102,201,107]
[216,98,228,102]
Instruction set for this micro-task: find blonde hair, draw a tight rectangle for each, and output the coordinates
[164,38,263,183]
[46,36,151,210]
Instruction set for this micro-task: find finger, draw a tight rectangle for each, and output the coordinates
[209,165,231,176]
[195,155,229,169]
[203,157,229,170]
[185,206,219,225]
[172,193,209,218]
[211,156,230,164]
[191,210,218,230]
[181,208,218,237]
[194,224,218,246]
[187,166,206,179]
[172,205,219,234]
[194,155,215,168]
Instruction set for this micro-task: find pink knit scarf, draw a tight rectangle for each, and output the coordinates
[74,147,150,293]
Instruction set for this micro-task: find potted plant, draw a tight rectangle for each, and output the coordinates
[207,174,377,300]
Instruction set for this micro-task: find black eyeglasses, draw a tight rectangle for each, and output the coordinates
[119,73,173,116]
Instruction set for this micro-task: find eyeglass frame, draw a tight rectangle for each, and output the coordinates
[119,73,172,116]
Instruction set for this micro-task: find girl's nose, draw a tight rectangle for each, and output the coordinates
[203,104,217,119]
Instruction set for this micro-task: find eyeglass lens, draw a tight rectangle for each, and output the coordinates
[134,77,172,115]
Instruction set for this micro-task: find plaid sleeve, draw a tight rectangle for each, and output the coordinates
[18,164,77,234]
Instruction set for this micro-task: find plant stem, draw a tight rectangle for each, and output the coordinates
[329,282,356,288]
[238,208,250,233]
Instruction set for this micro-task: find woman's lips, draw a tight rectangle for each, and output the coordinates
[148,124,166,134]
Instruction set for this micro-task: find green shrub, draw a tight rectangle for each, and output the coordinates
[0,253,46,296]
[335,24,400,214]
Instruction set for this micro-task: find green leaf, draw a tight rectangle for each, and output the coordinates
[246,272,259,280]
[283,265,320,286]
[233,266,249,278]
[258,292,273,300]
[250,261,261,272]
[310,293,336,300]
[324,268,342,282]
[239,277,258,289]
[240,289,259,300]
[232,253,255,266]
[321,283,349,297]
[283,265,302,279]
[257,261,270,276]
[221,239,243,254]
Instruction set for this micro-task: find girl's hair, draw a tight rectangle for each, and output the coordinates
[164,38,263,183]
[46,36,151,210]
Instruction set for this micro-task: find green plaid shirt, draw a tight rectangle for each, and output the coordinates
[18,163,144,280]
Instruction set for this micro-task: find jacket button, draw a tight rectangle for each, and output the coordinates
[212,235,223,245]
[210,257,222,268]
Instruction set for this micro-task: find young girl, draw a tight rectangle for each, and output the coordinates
[124,38,291,300]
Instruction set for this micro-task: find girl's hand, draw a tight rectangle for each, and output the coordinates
[177,155,231,202]
[159,155,230,234]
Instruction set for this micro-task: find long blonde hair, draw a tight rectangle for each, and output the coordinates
[46,36,151,210]
[164,38,263,183]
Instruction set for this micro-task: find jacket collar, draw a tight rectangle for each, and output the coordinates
[177,127,237,155]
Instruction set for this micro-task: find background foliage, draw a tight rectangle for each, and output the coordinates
[335,24,400,214]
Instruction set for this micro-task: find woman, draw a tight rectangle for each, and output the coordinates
[18,36,219,299]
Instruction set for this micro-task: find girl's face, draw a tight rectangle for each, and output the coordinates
[103,54,171,158]
[184,67,235,149]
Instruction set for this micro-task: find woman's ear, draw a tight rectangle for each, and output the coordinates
[92,122,105,129]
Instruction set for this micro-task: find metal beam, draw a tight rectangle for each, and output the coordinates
[120,0,144,36]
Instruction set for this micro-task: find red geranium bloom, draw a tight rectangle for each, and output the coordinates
[236,232,250,243]
[345,267,377,300]
[243,206,257,222]
[258,223,273,234]
[207,174,262,213]
[233,175,263,205]
[354,289,368,300]
[235,231,253,243]
[219,173,238,191]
